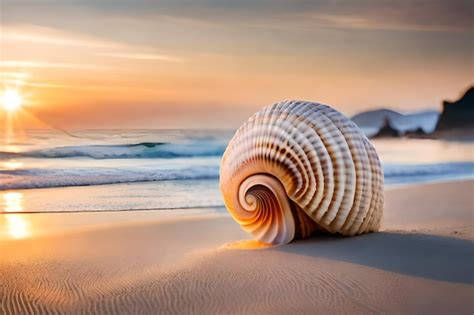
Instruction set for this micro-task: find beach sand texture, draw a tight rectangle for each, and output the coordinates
[1,180,473,314]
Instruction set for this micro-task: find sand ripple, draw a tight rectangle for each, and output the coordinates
[1,244,472,314]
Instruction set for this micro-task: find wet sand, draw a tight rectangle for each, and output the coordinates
[1,180,473,314]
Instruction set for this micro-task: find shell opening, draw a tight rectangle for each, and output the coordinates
[237,174,295,245]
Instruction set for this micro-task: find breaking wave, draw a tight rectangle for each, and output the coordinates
[0,141,226,159]
[1,161,473,191]
[0,165,220,190]
[383,162,474,184]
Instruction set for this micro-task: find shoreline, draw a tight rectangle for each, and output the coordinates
[0,175,473,215]
[1,180,473,313]
[1,170,473,193]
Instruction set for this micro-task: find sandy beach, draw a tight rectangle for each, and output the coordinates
[1,180,473,314]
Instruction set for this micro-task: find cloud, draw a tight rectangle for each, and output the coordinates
[2,0,470,33]
[304,13,466,32]
[302,0,472,32]
[0,72,32,80]
[17,82,124,91]
[0,61,108,70]
[96,52,183,62]
[1,25,117,48]
[2,24,185,67]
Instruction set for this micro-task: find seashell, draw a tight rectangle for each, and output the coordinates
[220,100,384,245]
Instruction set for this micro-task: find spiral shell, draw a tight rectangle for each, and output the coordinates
[220,100,384,245]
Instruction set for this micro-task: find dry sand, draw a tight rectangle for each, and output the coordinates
[1,180,473,314]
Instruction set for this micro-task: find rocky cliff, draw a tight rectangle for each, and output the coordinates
[435,87,474,132]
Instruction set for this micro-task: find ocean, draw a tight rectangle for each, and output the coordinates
[0,129,473,214]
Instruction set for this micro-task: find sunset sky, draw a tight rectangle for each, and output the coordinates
[1,0,472,129]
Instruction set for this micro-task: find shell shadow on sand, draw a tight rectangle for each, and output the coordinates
[277,232,474,284]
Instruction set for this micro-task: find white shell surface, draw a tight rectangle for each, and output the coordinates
[220,101,384,244]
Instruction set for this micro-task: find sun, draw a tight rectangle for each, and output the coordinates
[1,89,23,112]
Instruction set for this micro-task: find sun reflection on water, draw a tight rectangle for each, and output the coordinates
[1,192,30,239]
[4,192,23,212]
[3,160,24,170]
